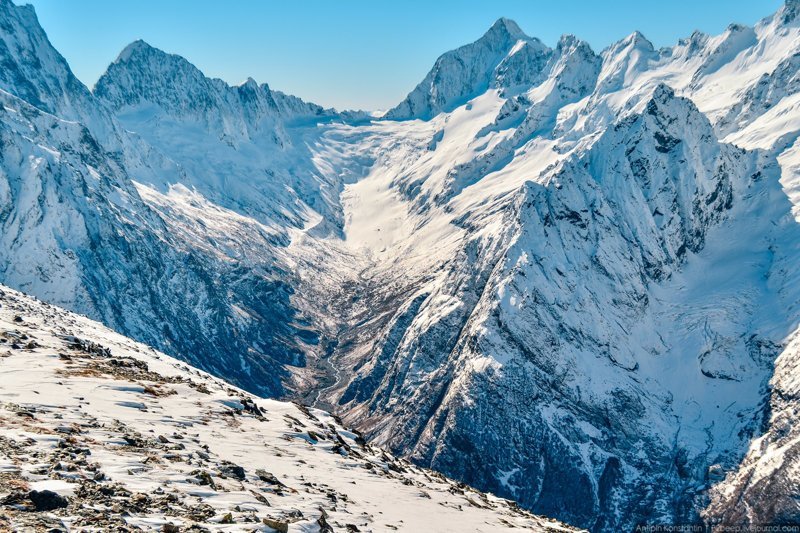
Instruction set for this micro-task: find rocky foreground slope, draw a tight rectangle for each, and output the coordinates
[0,284,576,532]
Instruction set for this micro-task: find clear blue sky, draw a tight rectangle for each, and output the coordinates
[19,0,784,111]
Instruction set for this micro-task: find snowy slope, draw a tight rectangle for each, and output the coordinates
[302,83,796,530]
[0,0,342,399]
[0,75,311,398]
[288,2,800,530]
[2,0,800,531]
[385,18,543,120]
[94,40,350,232]
[703,326,800,526]
[0,284,578,532]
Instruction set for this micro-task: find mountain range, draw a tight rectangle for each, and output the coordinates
[1,0,800,530]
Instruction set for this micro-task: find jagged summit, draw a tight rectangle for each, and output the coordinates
[238,76,259,89]
[483,17,528,42]
[94,40,225,119]
[0,0,34,16]
[95,39,327,128]
[384,20,658,121]
[112,39,203,75]
[557,33,581,47]
[102,39,204,85]
[115,38,156,61]
[781,0,800,24]
[609,30,656,54]
[385,18,546,120]
[0,0,96,120]
[650,80,675,99]
[554,33,596,61]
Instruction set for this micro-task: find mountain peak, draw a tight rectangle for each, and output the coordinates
[114,39,183,67]
[0,0,95,119]
[484,17,527,41]
[238,76,259,90]
[780,0,800,24]
[0,0,34,16]
[625,30,655,51]
[95,40,215,115]
[556,33,594,55]
[602,30,656,60]
[385,17,537,119]
[558,33,579,47]
[651,81,676,102]
[117,39,157,62]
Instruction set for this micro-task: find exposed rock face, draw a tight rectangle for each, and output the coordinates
[95,40,326,124]
[324,85,788,531]
[0,0,94,121]
[299,3,800,530]
[704,330,800,526]
[0,0,331,397]
[1,0,800,531]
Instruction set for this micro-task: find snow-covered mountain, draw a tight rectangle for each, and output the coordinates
[94,39,348,231]
[297,2,800,530]
[384,18,599,122]
[0,284,577,532]
[0,0,351,400]
[2,0,800,530]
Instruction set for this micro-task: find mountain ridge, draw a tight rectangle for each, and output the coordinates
[1,0,800,531]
